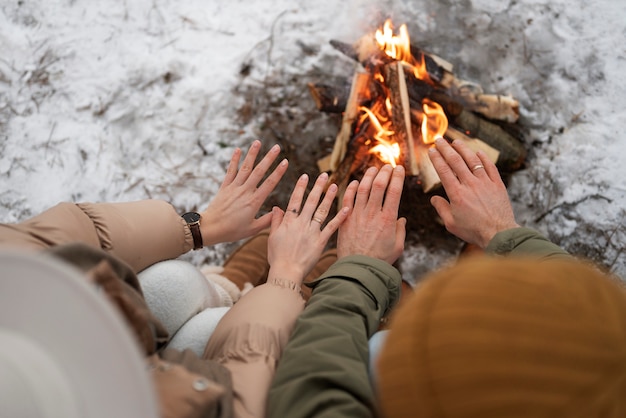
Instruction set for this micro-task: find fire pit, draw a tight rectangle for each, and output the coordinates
[310,20,527,197]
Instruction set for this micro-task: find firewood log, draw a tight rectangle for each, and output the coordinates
[452,110,526,172]
[331,37,453,87]
[307,83,349,113]
[329,36,519,122]
[416,145,440,192]
[312,76,525,173]
[385,62,419,176]
[444,127,500,163]
[449,79,519,123]
[328,71,371,171]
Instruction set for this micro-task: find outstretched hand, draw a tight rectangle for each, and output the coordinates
[337,165,406,264]
[267,172,349,286]
[429,138,519,248]
[200,140,288,246]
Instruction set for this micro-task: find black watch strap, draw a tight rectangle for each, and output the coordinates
[182,212,203,250]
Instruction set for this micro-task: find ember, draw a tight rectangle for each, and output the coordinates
[310,19,527,194]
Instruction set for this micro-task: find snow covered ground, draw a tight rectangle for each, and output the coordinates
[1,0,625,280]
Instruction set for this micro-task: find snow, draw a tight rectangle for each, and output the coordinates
[1,0,625,279]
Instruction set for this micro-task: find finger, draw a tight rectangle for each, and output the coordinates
[430,195,453,226]
[255,158,288,200]
[477,150,500,183]
[233,140,262,185]
[311,182,337,226]
[247,143,282,188]
[269,206,283,235]
[368,165,393,210]
[451,140,486,179]
[382,165,405,215]
[434,138,473,182]
[286,174,308,215]
[300,172,329,220]
[320,205,350,242]
[393,217,407,259]
[355,167,378,210]
[222,148,242,187]
[342,180,359,210]
[250,210,274,235]
[429,142,460,190]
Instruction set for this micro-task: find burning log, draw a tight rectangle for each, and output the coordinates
[403,76,524,172]
[327,137,357,200]
[349,34,455,87]
[408,113,500,192]
[320,71,371,173]
[415,146,440,193]
[311,75,517,173]
[330,35,519,123]
[385,62,419,176]
[329,132,385,202]
[317,19,525,195]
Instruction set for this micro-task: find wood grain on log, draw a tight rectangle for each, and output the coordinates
[385,62,419,176]
[449,79,519,123]
[328,71,371,172]
[416,145,440,192]
[445,127,500,164]
[452,110,526,171]
[307,82,349,113]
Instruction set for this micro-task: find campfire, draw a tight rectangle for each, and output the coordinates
[310,20,527,194]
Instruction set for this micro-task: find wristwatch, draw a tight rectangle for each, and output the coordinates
[182,212,203,250]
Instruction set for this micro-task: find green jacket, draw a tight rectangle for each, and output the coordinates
[267,228,570,418]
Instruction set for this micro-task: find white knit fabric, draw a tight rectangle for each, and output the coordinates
[138,260,234,337]
[200,265,246,303]
[167,306,231,357]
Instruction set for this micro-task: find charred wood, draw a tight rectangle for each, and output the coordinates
[328,72,371,171]
[331,37,452,87]
[452,110,526,172]
[307,82,349,113]
[330,36,519,122]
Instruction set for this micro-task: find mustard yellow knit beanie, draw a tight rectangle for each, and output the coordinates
[378,257,626,418]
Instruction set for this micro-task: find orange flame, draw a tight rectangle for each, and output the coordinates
[421,99,448,144]
[357,20,449,168]
[359,105,400,167]
[375,19,431,83]
[375,20,412,62]
[370,142,400,166]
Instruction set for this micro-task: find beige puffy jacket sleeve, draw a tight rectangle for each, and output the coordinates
[0,200,194,272]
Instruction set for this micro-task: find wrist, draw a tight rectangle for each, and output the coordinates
[182,212,203,250]
[479,223,521,248]
[199,221,218,247]
[267,265,305,286]
[197,210,224,247]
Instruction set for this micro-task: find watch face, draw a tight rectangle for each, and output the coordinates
[182,212,201,224]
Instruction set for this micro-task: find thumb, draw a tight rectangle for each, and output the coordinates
[395,217,407,254]
[430,195,452,225]
[395,217,407,243]
[254,210,274,230]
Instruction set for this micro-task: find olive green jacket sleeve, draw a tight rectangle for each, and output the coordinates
[267,255,401,418]
[485,227,571,259]
[0,200,193,272]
